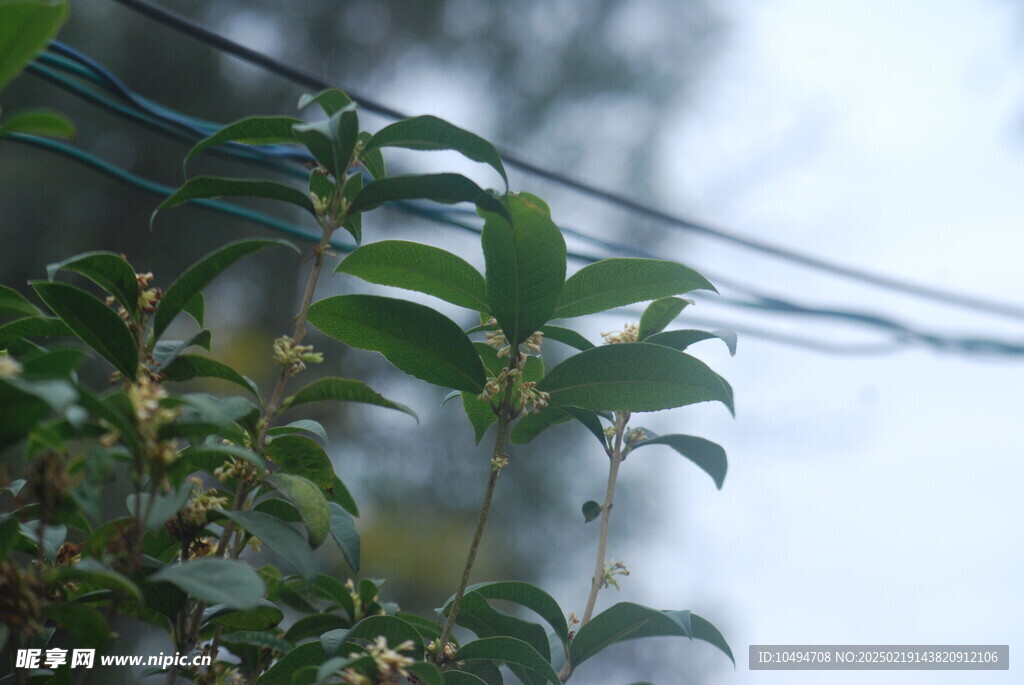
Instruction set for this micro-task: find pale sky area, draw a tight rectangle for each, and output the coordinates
[612,1,1023,683]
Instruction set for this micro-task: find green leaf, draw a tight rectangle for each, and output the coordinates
[570,603,690,667]
[46,251,140,319]
[0,515,18,561]
[154,238,297,341]
[340,171,363,244]
[268,419,329,444]
[350,173,507,218]
[0,0,68,91]
[222,630,293,653]
[582,500,601,523]
[337,240,488,312]
[266,473,330,548]
[481,194,566,346]
[328,502,360,572]
[151,558,265,610]
[265,434,334,490]
[43,604,109,651]
[555,259,715,319]
[43,558,142,602]
[284,376,418,422]
[151,329,211,368]
[539,325,593,351]
[344,614,424,651]
[509,406,571,444]
[126,484,191,531]
[408,662,445,685]
[0,285,41,318]
[255,641,324,685]
[162,354,261,400]
[366,115,507,188]
[631,433,728,489]
[0,316,70,349]
[308,295,486,393]
[284,613,348,644]
[184,115,302,169]
[450,592,551,664]
[457,637,559,684]
[330,475,359,518]
[180,442,265,473]
[644,329,738,356]
[207,601,284,631]
[638,297,692,339]
[292,105,358,180]
[0,108,74,139]
[563,408,608,448]
[451,581,569,647]
[298,87,353,116]
[220,510,318,580]
[539,343,734,414]
[690,612,735,664]
[461,391,497,444]
[183,291,205,327]
[152,177,315,228]
[443,673,490,685]
[357,131,386,179]
[31,281,138,378]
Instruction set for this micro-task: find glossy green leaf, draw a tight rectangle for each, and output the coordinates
[206,601,284,631]
[563,407,608,448]
[539,325,594,351]
[184,115,302,169]
[330,475,359,518]
[0,316,70,348]
[691,612,735,664]
[328,502,360,572]
[19,347,85,379]
[443,673,489,685]
[284,376,417,422]
[154,238,297,341]
[0,0,68,91]
[0,285,41,318]
[631,433,728,489]
[407,661,445,685]
[151,558,265,610]
[510,406,571,444]
[46,251,140,319]
[454,581,569,647]
[293,105,358,180]
[220,510,317,580]
[458,637,559,684]
[644,329,738,356]
[268,419,329,444]
[43,604,109,651]
[31,281,138,378]
[337,240,488,311]
[153,177,315,228]
[357,131,386,179]
[570,603,691,667]
[638,297,692,339]
[539,343,734,414]
[481,194,566,346]
[265,434,334,490]
[0,108,74,139]
[322,615,423,657]
[350,173,507,218]
[180,442,265,473]
[582,500,602,523]
[308,294,486,393]
[183,291,205,327]
[366,115,507,188]
[555,259,715,319]
[43,558,142,601]
[255,641,324,685]
[298,87,353,115]
[125,484,190,531]
[451,592,550,662]
[162,354,261,400]
[266,473,330,548]
[283,613,347,644]
[394,612,442,642]
[151,329,211,368]
[221,630,293,653]
[340,170,363,243]
[461,391,497,444]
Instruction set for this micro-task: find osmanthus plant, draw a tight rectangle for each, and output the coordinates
[1,22,736,682]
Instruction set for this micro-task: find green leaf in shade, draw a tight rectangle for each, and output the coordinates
[366,115,508,188]
[266,473,330,548]
[461,391,497,444]
[183,291,205,327]
[298,87,353,116]
[153,177,315,228]
[450,592,551,664]
[265,434,334,490]
[330,475,359,517]
[450,581,569,647]
[268,419,329,444]
[292,105,358,180]
[152,329,211,368]
[222,630,293,654]
[509,406,571,444]
[407,662,445,685]
[337,240,488,312]
[638,297,692,339]
[0,515,19,561]
[569,603,690,667]
[220,510,318,580]
[394,612,442,642]
[151,558,265,609]
[206,600,284,631]
[357,131,386,179]
[644,329,738,356]
[443,673,490,685]
[690,612,735,664]
[630,433,728,489]
[31,281,138,378]
[457,637,560,685]
[582,500,602,523]
[255,641,324,685]
[154,238,297,341]
[350,173,507,219]
[0,0,68,91]
[314,656,375,684]
[42,605,109,651]
[481,194,566,347]
[555,258,715,319]
[328,502,360,572]
[538,343,734,415]
[180,442,265,473]
[284,376,418,422]
[0,108,74,139]
[0,316,70,347]
[284,613,348,644]
[43,558,142,601]
[344,614,424,651]
[184,116,302,169]
[126,484,191,531]
[563,408,608,448]
[46,251,140,319]
[539,325,593,351]
[162,354,261,400]
[308,294,485,393]
[340,170,363,244]
[0,285,41,318]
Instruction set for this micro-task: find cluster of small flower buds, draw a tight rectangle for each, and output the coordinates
[273,335,323,374]
[623,427,649,449]
[181,477,229,527]
[426,639,459,663]
[310,192,331,216]
[483,320,544,359]
[213,456,262,485]
[341,637,415,684]
[477,366,520,403]
[106,272,162,321]
[187,536,219,560]
[517,381,550,415]
[601,323,639,345]
[600,559,631,591]
[0,351,21,378]
[126,375,180,465]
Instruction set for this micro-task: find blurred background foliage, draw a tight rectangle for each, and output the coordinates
[2,1,728,681]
